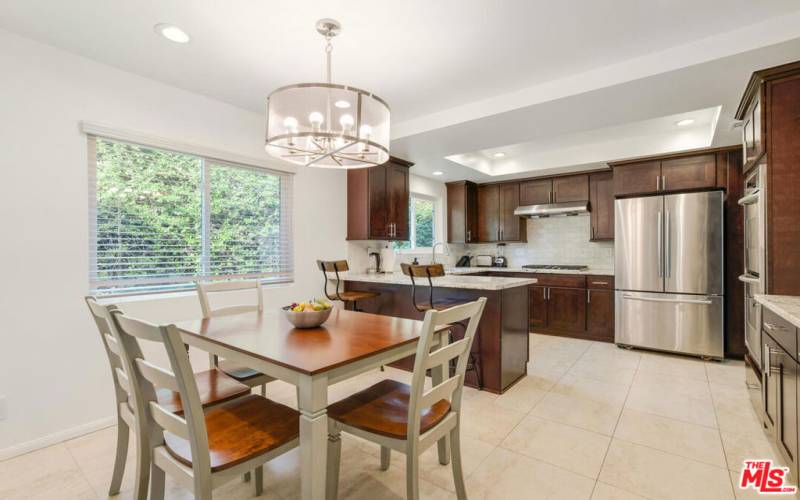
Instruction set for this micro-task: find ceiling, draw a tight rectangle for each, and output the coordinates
[2,1,800,181]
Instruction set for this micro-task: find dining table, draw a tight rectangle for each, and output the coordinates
[174,307,449,500]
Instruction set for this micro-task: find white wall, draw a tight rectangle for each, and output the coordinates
[0,29,347,456]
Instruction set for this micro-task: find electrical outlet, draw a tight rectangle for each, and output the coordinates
[0,396,7,421]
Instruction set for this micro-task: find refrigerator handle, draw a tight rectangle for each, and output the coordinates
[621,293,713,305]
[657,211,663,278]
[665,210,670,278]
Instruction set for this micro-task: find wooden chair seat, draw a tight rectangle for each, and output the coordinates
[164,395,299,472]
[327,379,451,440]
[155,369,250,415]
[336,290,380,302]
[217,359,274,384]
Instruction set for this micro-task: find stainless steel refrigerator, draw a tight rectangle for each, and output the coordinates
[615,191,724,359]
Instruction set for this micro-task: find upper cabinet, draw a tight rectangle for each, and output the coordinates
[519,174,588,205]
[477,183,526,242]
[347,156,412,241]
[740,85,765,171]
[612,154,717,197]
[446,181,478,243]
[589,171,614,241]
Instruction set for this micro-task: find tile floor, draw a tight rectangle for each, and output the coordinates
[0,334,789,499]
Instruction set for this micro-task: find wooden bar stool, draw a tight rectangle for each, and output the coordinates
[400,263,483,390]
[317,260,380,312]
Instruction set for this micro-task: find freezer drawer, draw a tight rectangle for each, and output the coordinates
[615,291,724,358]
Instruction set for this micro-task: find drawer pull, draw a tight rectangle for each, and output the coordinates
[764,322,787,332]
[591,281,608,285]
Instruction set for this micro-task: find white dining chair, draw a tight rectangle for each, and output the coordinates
[196,280,275,395]
[106,308,300,500]
[325,297,487,500]
[85,297,251,499]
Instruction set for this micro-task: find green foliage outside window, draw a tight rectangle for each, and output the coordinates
[393,196,435,250]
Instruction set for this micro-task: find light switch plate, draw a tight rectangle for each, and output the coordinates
[0,396,7,420]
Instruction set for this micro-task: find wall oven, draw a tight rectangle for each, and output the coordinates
[738,164,766,414]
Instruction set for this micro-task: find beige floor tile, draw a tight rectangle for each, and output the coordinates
[501,415,611,479]
[709,381,751,404]
[552,373,630,406]
[494,376,550,413]
[637,353,709,382]
[632,368,712,398]
[0,444,97,500]
[720,430,790,473]
[581,342,642,367]
[599,439,734,500]
[568,357,638,386]
[531,391,623,436]
[706,360,746,387]
[460,398,527,446]
[614,408,726,467]
[625,378,716,428]
[64,425,136,498]
[713,397,766,439]
[466,447,596,500]
[591,482,648,500]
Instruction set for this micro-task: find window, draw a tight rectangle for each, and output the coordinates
[89,136,292,294]
[394,195,436,250]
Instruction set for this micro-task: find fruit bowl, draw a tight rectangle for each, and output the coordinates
[282,300,333,329]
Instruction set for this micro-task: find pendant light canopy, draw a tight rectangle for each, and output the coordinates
[265,19,390,168]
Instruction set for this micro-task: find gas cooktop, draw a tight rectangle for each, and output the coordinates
[522,264,589,271]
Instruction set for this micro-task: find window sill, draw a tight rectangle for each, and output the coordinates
[93,280,294,304]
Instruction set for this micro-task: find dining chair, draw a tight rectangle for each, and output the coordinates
[85,297,251,499]
[196,280,275,395]
[400,263,483,389]
[325,297,487,500]
[317,260,380,311]
[106,308,300,500]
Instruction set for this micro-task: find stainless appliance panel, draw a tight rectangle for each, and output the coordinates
[615,290,724,358]
[663,191,724,295]
[739,166,765,279]
[744,281,762,368]
[615,196,664,293]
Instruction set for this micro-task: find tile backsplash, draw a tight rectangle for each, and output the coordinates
[346,215,613,272]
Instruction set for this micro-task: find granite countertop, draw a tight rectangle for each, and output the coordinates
[448,266,615,276]
[340,272,538,291]
[755,295,800,329]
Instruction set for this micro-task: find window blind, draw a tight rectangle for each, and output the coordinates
[88,136,293,294]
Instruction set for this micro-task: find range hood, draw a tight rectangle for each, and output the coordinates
[513,201,589,218]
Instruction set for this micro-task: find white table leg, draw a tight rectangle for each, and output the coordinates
[298,374,329,500]
[431,330,451,465]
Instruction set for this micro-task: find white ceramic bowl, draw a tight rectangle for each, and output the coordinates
[282,307,332,328]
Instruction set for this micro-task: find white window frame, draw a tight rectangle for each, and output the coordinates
[396,193,438,253]
[87,131,294,296]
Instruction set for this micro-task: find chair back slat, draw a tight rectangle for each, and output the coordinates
[114,366,131,397]
[135,358,180,392]
[85,297,128,404]
[401,263,445,278]
[424,338,469,370]
[196,280,263,318]
[406,297,487,441]
[149,401,190,440]
[316,259,352,302]
[104,333,121,357]
[317,260,349,273]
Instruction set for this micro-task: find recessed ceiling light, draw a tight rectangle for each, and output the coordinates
[334,100,351,109]
[493,152,506,158]
[154,23,191,44]
[432,171,444,176]
[675,118,695,127]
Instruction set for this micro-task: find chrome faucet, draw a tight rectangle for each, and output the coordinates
[432,241,445,264]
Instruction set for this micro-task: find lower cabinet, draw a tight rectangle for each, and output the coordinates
[548,287,587,333]
[763,331,799,481]
[586,288,615,342]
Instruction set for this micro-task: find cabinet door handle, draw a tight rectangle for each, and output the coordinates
[591,281,608,285]
[591,226,595,240]
[662,175,666,191]
[466,230,471,242]
[764,343,770,376]
[656,176,660,191]
[587,289,591,303]
[764,322,787,332]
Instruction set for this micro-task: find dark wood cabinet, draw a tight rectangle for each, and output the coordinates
[613,161,661,197]
[477,183,526,242]
[586,289,614,341]
[529,286,548,330]
[520,179,552,205]
[548,287,586,333]
[446,181,478,243]
[763,331,799,480]
[589,171,614,241]
[660,154,716,192]
[553,174,589,202]
[347,157,413,241]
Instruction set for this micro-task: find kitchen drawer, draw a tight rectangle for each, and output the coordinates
[586,276,614,290]
[763,307,798,360]
[531,274,586,288]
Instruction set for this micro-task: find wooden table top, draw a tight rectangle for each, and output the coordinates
[174,308,437,375]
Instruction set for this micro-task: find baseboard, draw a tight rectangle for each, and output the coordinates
[0,415,116,461]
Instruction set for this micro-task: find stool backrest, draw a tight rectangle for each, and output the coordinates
[196,279,263,318]
[407,298,487,441]
[400,263,446,311]
[317,260,349,301]
[107,309,213,475]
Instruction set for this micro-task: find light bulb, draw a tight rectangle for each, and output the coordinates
[309,112,324,126]
[340,114,354,130]
[283,116,298,132]
[334,137,345,148]
[359,124,372,137]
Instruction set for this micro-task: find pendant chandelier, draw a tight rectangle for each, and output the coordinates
[265,19,390,168]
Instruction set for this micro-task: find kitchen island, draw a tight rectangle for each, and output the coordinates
[341,272,537,393]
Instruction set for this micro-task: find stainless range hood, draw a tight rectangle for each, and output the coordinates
[514,201,589,218]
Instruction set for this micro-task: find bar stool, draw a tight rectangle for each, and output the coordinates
[317,260,380,312]
[400,263,483,389]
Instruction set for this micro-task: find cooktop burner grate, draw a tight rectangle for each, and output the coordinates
[522,264,589,271]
